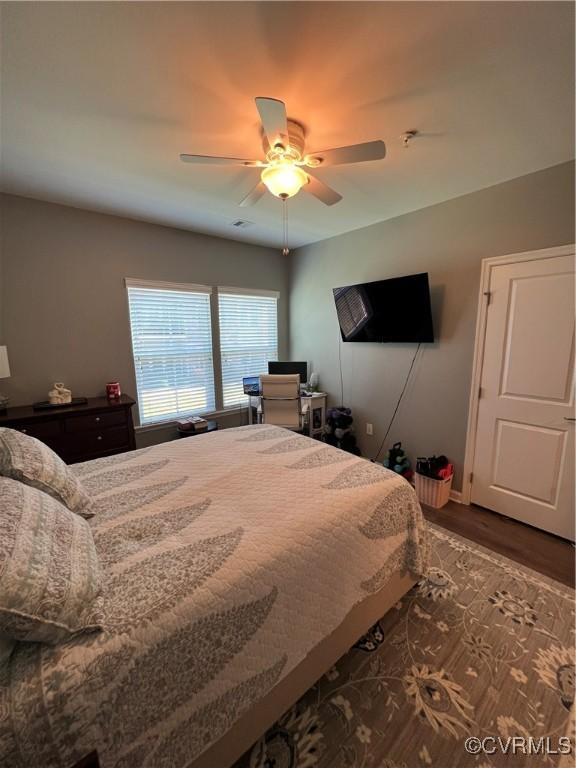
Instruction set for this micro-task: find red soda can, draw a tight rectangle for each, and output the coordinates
[106,381,121,400]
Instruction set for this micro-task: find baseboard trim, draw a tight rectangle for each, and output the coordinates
[449,489,463,504]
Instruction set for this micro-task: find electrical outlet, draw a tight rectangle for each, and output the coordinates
[366,423,373,436]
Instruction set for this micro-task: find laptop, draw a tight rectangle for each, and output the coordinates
[242,376,261,396]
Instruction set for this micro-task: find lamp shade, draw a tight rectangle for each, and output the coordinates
[261,163,308,199]
[0,347,11,379]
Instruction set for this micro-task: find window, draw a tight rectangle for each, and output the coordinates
[126,280,279,425]
[127,281,215,425]
[218,289,279,407]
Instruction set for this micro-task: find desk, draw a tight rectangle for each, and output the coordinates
[247,393,327,439]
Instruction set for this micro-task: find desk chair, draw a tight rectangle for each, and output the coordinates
[260,374,302,431]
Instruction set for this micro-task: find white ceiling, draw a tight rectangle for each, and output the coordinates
[1,1,574,249]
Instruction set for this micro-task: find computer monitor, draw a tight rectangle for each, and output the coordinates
[268,361,308,384]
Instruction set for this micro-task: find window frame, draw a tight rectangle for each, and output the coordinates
[125,278,280,428]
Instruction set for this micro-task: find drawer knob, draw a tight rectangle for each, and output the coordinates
[97,435,103,441]
[95,417,101,423]
[21,429,27,434]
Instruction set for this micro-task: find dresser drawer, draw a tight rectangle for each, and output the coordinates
[65,410,127,433]
[15,420,62,440]
[66,426,130,459]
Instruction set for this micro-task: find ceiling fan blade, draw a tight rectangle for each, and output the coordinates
[306,140,386,167]
[239,181,267,207]
[255,97,289,149]
[180,154,263,167]
[303,173,342,206]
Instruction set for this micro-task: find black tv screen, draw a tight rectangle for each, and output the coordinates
[333,273,434,343]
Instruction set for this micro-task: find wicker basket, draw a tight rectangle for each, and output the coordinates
[414,472,453,509]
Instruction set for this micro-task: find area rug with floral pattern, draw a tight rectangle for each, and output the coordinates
[236,523,575,768]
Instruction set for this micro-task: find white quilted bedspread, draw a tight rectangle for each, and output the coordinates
[0,425,428,768]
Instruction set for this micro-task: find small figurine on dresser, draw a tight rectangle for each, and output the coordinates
[48,382,72,405]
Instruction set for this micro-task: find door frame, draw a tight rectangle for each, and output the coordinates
[462,243,575,506]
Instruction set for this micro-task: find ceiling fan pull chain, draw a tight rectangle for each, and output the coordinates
[282,198,290,257]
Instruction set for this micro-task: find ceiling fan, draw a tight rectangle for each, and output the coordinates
[180,97,386,207]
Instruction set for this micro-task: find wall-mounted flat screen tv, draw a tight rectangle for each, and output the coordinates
[333,272,434,343]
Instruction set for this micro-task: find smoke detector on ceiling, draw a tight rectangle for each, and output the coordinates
[401,130,418,147]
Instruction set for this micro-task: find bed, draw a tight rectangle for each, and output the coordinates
[0,424,429,768]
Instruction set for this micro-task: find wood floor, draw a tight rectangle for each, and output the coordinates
[422,500,575,589]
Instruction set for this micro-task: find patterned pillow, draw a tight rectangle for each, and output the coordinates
[0,427,92,517]
[0,477,104,644]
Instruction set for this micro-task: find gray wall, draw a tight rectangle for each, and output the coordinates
[289,161,575,489]
[0,201,3,342]
[0,194,289,444]
[2,162,574,466]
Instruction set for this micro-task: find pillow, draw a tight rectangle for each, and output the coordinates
[0,427,92,518]
[0,477,104,644]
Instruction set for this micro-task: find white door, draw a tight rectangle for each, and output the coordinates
[471,249,575,540]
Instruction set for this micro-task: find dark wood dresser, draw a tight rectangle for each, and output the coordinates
[0,395,136,464]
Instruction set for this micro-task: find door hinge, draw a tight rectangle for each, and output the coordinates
[478,386,483,399]
[469,472,473,484]
[483,291,491,305]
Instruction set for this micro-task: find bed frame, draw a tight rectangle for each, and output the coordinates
[72,570,416,768]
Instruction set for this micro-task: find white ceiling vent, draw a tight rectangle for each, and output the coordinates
[230,219,254,229]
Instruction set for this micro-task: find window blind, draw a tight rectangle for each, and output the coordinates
[218,290,279,408]
[127,283,215,424]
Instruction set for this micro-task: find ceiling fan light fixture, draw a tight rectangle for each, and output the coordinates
[261,163,308,199]
[180,98,386,207]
